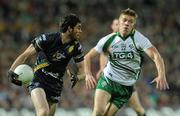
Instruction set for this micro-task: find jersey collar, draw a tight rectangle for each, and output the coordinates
[116,29,135,41]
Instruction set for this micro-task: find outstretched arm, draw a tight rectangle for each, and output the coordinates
[84,48,99,89]
[66,61,85,88]
[76,61,85,80]
[8,44,37,86]
[96,53,108,79]
[145,46,169,90]
[10,44,37,71]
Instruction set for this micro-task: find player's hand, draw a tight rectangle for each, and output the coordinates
[85,74,97,89]
[7,70,22,86]
[70,72,79,88]
[150,76,169,90]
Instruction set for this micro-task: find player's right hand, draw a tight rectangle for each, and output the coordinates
[70,73,79,88]
[7,70,22,86]
[85,74,97,89]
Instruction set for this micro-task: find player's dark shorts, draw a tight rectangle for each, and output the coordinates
[28,69,63,103]
[96,74,133,108]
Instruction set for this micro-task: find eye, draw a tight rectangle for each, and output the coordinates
[122,18,127,22]
[128,20,134,24]
[78,26,82,31]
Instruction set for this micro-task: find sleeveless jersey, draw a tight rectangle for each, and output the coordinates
[94,30,152,86]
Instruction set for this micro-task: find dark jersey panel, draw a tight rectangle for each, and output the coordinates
[31,32,84,78]
[72,41,84,63]
[31,33,55,52]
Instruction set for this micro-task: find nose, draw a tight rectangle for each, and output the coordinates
[124,21,129,26]
[79,29,82,33]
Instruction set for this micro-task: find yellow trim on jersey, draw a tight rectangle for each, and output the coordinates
[68,45,74,53]
[34,62,50,72]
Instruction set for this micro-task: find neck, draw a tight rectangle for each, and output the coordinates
[119,29,134,37]
[61,33,72,44]
[119,31,129,37]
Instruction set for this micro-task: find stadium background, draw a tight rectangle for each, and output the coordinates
[0,0,179,116]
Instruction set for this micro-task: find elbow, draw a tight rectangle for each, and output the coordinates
[154,53,164,63]
[84,53,91,61]
[19,53,30,62]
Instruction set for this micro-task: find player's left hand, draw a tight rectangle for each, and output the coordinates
[70,72,79,88]
[7,70,22,86]
[150,76,169,90]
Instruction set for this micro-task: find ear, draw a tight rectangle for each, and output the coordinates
[68,26,73,33]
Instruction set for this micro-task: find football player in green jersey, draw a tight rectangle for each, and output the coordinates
[85,8,169,116]
[96,18,145,116]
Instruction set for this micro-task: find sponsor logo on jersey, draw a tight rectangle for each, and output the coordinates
[129,44,135,50]
[112,51,134,59]
[52,51,66,61]
[102,81,107,87]
[121,44,126,51]
[68,45,74,53]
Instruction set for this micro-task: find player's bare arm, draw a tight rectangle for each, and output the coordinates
[10,44,37,71]
[145,46,169,90]
[76,61,85,80]
[96,53,108,79]
[84,48,98,89]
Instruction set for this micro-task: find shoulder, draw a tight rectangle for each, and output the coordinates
[44,32,60,40]
[102,33,116,40]
[134,30,149,40]
[98,33,116,44]
[45,32,60,37]
[31,32,60,51]
[133,30,153,50]
[94,33,116,53]
[35,32,60,43]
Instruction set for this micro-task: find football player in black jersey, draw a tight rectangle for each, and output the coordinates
[8,14,85,116]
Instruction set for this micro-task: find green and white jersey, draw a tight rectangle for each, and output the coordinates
[94,30,153,86]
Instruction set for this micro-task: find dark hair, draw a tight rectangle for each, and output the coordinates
[120,8,138,19]
[60,14,81,33]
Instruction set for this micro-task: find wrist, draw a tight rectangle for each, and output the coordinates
[158,74,166,78]
[77,74,85,80]
[85,71,92,75]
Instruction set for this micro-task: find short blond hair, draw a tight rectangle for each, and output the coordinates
[120,8,138,19]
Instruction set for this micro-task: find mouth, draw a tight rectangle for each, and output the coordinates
[123,28,128,32]
[124,26,129,30]
[76,33,81,38]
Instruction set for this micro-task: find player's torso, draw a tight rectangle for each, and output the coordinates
[108,35,142,70]
[43,38,75,65]
[35,33,80,74]
[104,34,143,85]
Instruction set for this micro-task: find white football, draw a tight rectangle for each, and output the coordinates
[14,64,34,85]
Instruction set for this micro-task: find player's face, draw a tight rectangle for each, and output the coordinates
[71,23,82,39]
[119,14,136,37]
[111,19,119,32]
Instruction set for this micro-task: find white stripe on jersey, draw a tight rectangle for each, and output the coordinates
[95,30,153,86]
[42,34,46,40]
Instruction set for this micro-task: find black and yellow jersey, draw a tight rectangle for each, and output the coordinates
[31,32,84,78]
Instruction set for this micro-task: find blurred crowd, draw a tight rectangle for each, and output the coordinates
[0,0,180,112]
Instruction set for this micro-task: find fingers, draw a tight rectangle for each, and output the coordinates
[71,75,78,88]
[71,80,77,88]
[152,78,169,90]
[150,79,156,84]
[11,79,22,86]
[85,75,97,89]
[165,81,169,89]
[161,79,169,90]
[159,78,169,90]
